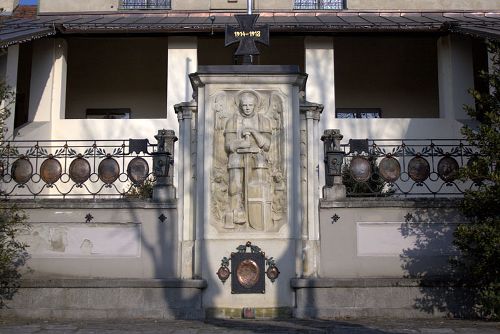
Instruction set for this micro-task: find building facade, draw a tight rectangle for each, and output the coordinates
[0,0,498,319]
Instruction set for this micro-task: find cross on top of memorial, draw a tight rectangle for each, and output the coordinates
[225,14,270,65]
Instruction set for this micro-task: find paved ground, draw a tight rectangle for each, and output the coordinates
[0,318,498,334]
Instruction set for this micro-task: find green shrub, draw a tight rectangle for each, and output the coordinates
[0,206,29,307]
[453,41,500,320]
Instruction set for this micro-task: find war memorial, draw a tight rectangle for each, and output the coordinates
[0,0,498,320]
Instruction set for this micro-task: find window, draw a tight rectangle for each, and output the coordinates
[294,0,345,10]
[120,0,171,10]
[86,109,131,119]
[336,108,381,119]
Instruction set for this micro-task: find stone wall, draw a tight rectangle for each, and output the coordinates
[2,200,179,279]
[319,198,463,278]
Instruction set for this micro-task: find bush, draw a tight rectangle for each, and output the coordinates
[0,206,29,307]
[453,41,500,320]
[0,80,30,307]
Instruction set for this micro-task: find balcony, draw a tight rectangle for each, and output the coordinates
[120,0,171,10]
[294,0,345,10]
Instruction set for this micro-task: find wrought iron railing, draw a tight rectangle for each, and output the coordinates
[0,136,174,199]
[336,138,487,198]
[294,0,345,10]
[120,0,171,10]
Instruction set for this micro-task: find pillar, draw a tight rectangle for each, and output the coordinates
[299,100,323,277]
[50,38,67,121]
[2,44,19,141]
[167,36,198,192]
[175,101,197,278]
[437,35,475,121]
[305,37,335,195]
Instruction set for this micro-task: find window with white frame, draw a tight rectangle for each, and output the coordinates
[120,0,171,10]
[294,0,345,10]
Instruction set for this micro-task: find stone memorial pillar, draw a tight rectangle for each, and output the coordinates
[175,65,323,313]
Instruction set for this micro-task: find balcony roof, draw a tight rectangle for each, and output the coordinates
[1,11,499,47]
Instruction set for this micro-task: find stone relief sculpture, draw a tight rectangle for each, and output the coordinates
[211,90,286,232]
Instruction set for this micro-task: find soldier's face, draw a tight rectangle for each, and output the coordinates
[240,95,256,116]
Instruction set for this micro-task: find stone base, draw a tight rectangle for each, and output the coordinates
[291,278,476,319]
[153,185,176,202]
[1,279,206,320]
[205,307,292,319]
[322,185,346,200]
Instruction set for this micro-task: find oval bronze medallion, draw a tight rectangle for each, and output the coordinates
[40,158,62,184]
[378,157,401,183]
[98,158,120,184]
[69,157,91,184]
[408,156,430,182]
[437,156,459,182]
[127,157,149,185]
[467,156,489,182]
[11,158,33,184]
[349,156,371,182]
[236,259,260,289]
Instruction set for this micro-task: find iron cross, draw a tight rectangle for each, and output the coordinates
[225,14,269,64]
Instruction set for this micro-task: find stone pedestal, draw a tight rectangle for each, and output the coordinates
[176,65,322,313]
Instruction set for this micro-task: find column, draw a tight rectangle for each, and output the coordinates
[2,44,19,141]
[167,36,197,126]
[437,35,475,120]
[51,38,67,121]
[167,36,198,192]
[299,100,323,277]
[28,39,55,123]
[305,36,335,194]
[175,101,197,279]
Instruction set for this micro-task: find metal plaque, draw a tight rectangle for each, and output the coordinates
[127,157,149,185]
[11,158,33,184]
[467,156,489,182]
[378,157,401,183]
[40,158,62,184]
[349,156,371,182]
[69,157,91,184]
[408,156,430,183]
[231,252,265,294]
[98,158,120,184]
[236,259,260,289]
[437,156,459,182]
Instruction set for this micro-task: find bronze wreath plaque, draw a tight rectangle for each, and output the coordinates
[11,158,33,184]
[69,157,91,184]
[98,157,120,184]
[378,157,401,183]
[408,156,430,183]
[40,158,62,184]
[231,251,265,294]
[127,157,149,185]
[437,156,459,183]
[216,241,279,294]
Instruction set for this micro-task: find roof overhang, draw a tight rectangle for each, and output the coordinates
[0,25,55,48]
[0,11,499,45]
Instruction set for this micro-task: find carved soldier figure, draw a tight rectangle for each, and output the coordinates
[224,91,272,229]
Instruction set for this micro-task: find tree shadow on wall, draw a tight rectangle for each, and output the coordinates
[399,204,477,318]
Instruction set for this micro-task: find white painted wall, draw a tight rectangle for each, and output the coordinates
[1,45,19,141]
[437,35,475,121]
[0,0,17,13]
[39,0,118,13]
[348,0,500,10]
[28,39,55,123]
